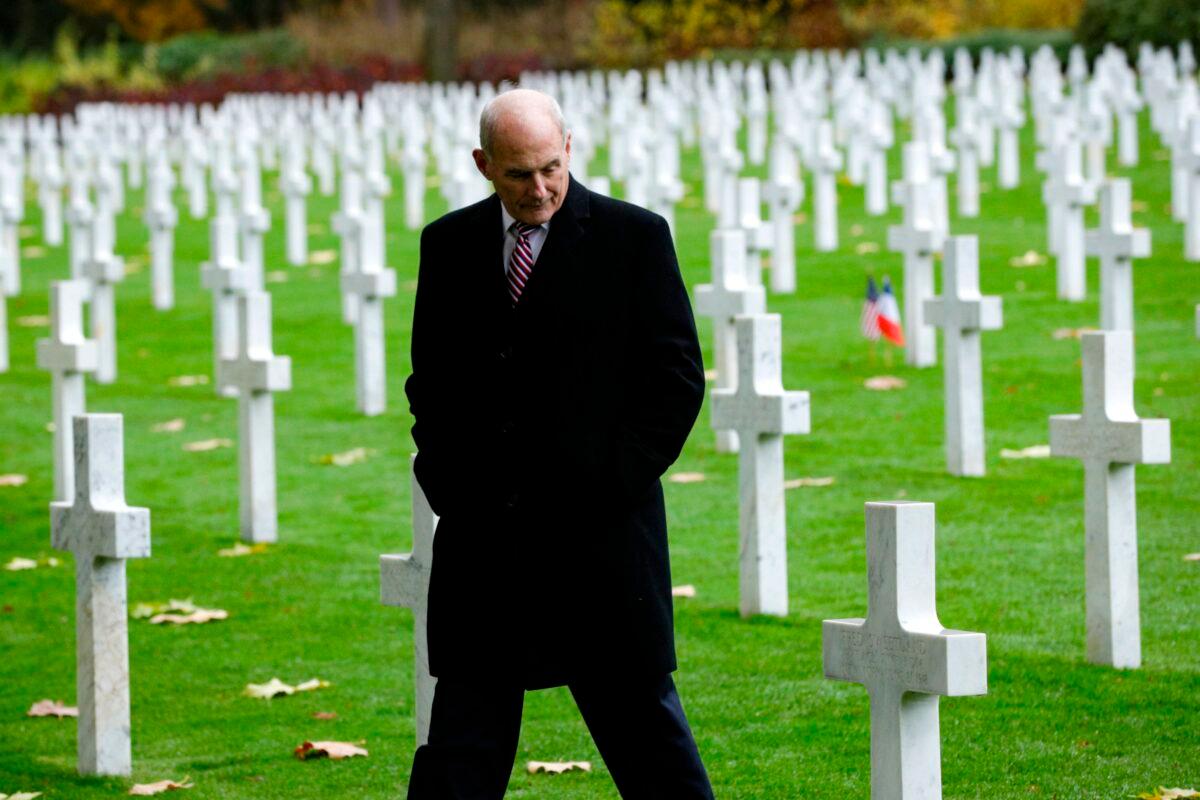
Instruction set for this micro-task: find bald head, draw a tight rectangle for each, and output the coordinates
[473,88,572,226]
[479,89,566,159]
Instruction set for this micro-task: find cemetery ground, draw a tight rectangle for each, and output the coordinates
[1,114,1197,799]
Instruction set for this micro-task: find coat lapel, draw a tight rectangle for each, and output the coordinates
[514,177,591,317]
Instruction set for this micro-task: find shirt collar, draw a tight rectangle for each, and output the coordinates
[501,203,551,235]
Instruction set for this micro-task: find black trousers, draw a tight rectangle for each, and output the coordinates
[407,672,715,799]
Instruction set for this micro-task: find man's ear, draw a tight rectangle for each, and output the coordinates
[472,148,491,180]
[564,131,572,167]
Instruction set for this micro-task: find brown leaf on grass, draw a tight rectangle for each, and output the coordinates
[217,542,269,557]
[28,699,78,718]
[0,792,44,799]
[1137,789,1199,800]
[308,250,337,265]
[16,315,49,327]
[183,438,233,453]
[0,474,29,487]
[1184,553,1200,562]
[152,419,185,433]
[132,599,196,619]
[294,741,368,760]
[150,609,228,625]
[854,242,880,255]
[864,375,906,391]
[245,678,329,699]
[703,368,718,381]
[668,472,706,484]
[1052,327,1097,341]
[265,271,289,284]
[312,712,338,720]
[849,224,865,237]
[784,476,835,489]
[18,225,37,239]
[167,375,209,387]
[313,447,373,467]
[1000,444,1052,460]
[527,761,591,775]
[129,778,193,796]
[21,246,46,259]
[1008,250,1048,267]
[671,585,697,598]
[5,557,60,571]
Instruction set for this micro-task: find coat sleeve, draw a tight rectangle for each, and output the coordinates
[404,224,455,517]
[610,214,706,504]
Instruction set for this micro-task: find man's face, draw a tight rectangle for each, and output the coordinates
[474,123,571,226]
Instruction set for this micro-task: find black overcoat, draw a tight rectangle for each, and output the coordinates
[404,176,705,689]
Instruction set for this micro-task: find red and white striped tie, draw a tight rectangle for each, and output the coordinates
[506,222,540,305]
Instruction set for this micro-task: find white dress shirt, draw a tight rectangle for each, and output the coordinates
[501,204,550,275]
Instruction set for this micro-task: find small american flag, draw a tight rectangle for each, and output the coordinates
[860,276,881,340]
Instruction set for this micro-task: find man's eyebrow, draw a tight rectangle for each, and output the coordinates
[505,158,561,177]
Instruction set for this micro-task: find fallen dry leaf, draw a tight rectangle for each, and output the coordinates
[152,419,185,433]
[18,225,37,238]
[167,374,209,387]
[245,678,329,699]
[28,699,78,718]
[265,271,289,284]
[1184,553,1200,562]
[21,246,46,259]
[672,585,697,598]
[132,599,196,619]
[16,315,49,327]
[703,368,718,381]
[1052,327,1097,341]
[0,474,29,487]
[294,741,368,760]
[4,557,59,571]
[849,224,865,237]
[183,438,233,453]
[217,543,269,557]
[854,242,880,255]
[527,761,591,775]
[313,447,373,467]
[1008,250,1048,267]
[784,476,835,489]
[308,250,337,265]
[668,472,706,484]
[1000,444,1052,460]
[313,711,339,720]
[1138,790,1199,800]
[864,375,906,391]
[129,778,193,796]
[0,792,43,799]
[1131,200,1149,213]
[150,609,228,625]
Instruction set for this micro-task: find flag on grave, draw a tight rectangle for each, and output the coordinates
[878,276,905,346]
[860,276,881,341]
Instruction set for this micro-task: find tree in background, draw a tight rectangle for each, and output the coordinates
[60,0,226,41]
[1076,0,1200,57]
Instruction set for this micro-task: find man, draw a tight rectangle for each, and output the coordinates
[404,88,713,799]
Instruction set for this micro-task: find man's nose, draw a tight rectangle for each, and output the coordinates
[529,174,548,198]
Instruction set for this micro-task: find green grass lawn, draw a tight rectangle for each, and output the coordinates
[1,106,1197,799]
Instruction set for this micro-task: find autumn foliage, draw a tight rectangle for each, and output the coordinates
[60,0,225,42]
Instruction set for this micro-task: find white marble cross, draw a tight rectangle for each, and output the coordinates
[0,159,23,297]
[380,457,439,746]
[237,139,270,294]
[812,120,842,252]
[823,501,988,800]
[1085,179,1151,331]
[695,228,767,454]
[81,220,125,386]
[711,314,810,617]
[1042,137,1095,301]
[888,142,942,368]
[201,213,247,398]
[280,131,312,267]
[50,413,150,776]
[1049,331,1171,668]
[764,137,803,294]
[37,281,99,502]
[220,291,291,543]
[1182,117,1200,262]
[332,143,365,326]
[144,149,178,312]
[950,98,981,218]
[341,258,396,416]
[737,177,772,285]
[924,237,1003,477]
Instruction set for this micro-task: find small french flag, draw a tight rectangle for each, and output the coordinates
[877,276,905,346]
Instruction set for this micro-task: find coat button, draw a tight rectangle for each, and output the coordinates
[505,492,520,510]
